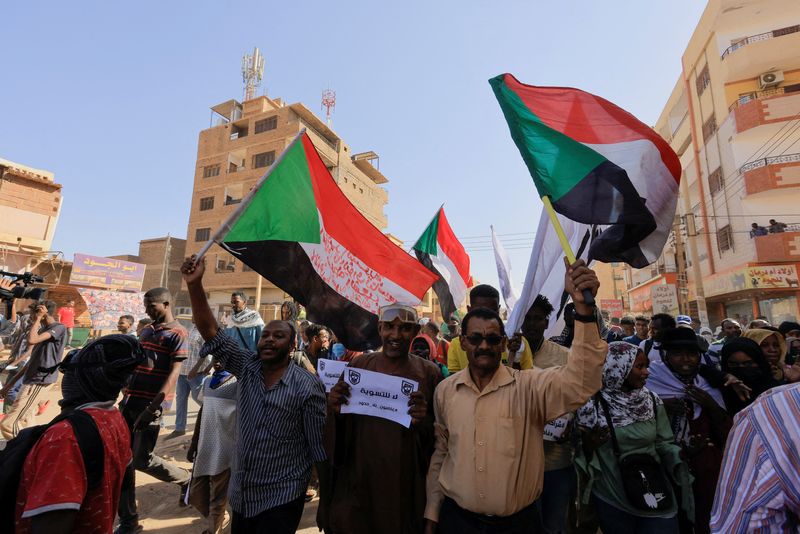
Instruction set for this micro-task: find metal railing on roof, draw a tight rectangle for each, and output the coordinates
[740,153,800,174]
[721,25,800,59]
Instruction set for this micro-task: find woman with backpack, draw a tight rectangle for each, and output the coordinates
[575,341,693,533]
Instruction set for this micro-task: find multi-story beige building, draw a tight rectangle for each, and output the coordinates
[186,95,390,319]
[0,158,62,273]
[626,0,800,328]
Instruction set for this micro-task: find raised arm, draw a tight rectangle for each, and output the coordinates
[181,255,218,341]
[535,259,606,422]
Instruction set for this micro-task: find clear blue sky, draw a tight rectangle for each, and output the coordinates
[1,1,705,291]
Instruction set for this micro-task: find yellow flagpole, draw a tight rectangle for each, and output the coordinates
[541,195,595,306]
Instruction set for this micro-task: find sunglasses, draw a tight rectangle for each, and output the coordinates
[463,333,505,346]
[378,305,418,324]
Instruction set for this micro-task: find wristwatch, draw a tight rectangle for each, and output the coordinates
[573,307,598,323]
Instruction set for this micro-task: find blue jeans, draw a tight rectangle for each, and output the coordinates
[174,374,204,432]
[592,494,678,534]
[538,465,576,534]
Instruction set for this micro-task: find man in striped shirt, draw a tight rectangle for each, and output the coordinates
[182,255,327,534]
[115,287,190,534]
[711,382,800,533]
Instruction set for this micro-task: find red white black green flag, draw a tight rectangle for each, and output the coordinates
[216,132,437,350]
[413,207,472,322]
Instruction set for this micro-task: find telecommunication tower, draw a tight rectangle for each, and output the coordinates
[322,89,336,126]
[241,47,265,101]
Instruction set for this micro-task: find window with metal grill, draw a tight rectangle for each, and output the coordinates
[254,116,278,133]
[203,164,220,178]
[696,64,711,95]
[702,115,717,143]
[195,228,211,242]
[253,151,275,169]
[708,167,724,195]
[199,197,214,211]
[717,225,733,252]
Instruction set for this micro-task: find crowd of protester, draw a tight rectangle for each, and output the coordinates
[1,257,799,534]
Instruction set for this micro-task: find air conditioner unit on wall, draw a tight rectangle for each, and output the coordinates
[759,71,784,89]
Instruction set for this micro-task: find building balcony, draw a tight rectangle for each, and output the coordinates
[731,90,800,133]
[719,27,800,81]
[740,153,800,195]
[753,230,800,263]
[721,25,800,59]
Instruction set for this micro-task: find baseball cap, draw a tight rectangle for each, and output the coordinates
[676,315,692,326]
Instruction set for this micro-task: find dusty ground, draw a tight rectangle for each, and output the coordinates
[2,370,320,533]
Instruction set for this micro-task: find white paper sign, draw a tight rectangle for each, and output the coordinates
[317,359,348,392]
[340,367,418,428]
[543,414,573,442]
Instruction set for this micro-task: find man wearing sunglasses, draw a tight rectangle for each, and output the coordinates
[424,259,606,534]
[322,303,444,534]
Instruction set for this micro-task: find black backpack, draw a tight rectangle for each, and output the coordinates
[0,409,104,531]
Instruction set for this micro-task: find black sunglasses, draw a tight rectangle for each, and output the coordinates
[463,333,505,346]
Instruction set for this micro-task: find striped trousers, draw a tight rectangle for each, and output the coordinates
[0,383,51,440]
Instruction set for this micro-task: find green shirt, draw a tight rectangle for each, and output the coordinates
[575,405,694,520]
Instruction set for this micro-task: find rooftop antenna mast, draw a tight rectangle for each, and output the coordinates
[242,47,265,101]
[322,89,336,127]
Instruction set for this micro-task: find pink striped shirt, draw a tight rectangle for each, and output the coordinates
[711,383,800,533]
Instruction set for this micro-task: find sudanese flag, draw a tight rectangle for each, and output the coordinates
[490,73,680,268]
[218,132,437,350]
[413,207,472,322]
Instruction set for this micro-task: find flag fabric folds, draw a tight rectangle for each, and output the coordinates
[506,210,594,338]
[491,226,518,313]
[490,73,680,269]
[217,132,437,350]
[413,207,472,322]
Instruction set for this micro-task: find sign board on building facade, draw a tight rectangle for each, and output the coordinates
[69,253,146,291]
[651,284,679,316]
[600,299,624,318]
[703,264,799,297]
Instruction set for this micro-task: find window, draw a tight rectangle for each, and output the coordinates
[253,151,275,169]
[203,164,220,178]
[695,64,711,95]
[702,115,717,143]
[195,228,211,242]
[225,183,244,205]
[199,196,214,211]
[254,116,278,133]
[717,225,733,252]
[708,167,724,195]
[216,258,235,272]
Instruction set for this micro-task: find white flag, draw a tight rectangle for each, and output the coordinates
[491,226,518,312]
[505,210,595,339]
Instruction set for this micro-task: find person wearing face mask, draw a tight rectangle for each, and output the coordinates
[741,328,791,382]
[411,334,450,378]
[719,338,779,415]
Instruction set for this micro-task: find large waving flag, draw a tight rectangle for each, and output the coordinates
[490,74,680,268]
[213,132,438,350]
[413,207,472,322]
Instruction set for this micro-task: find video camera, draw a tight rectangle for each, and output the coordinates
[0,270,46,301]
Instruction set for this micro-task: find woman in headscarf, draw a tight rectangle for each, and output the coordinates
[646,328,730,533]
[741,328,788,382]
[719,337,779,415]
[576,342,693,533]
[409,334,449,377]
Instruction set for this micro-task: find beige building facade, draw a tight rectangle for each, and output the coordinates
[186,95,390,319]
[0,158,62,273]
[625,0,800,328]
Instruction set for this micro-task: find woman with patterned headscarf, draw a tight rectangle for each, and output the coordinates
[575,342,693,533]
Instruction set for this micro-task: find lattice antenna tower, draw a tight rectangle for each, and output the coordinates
[322,89,336,127]
[242,47,265,101]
